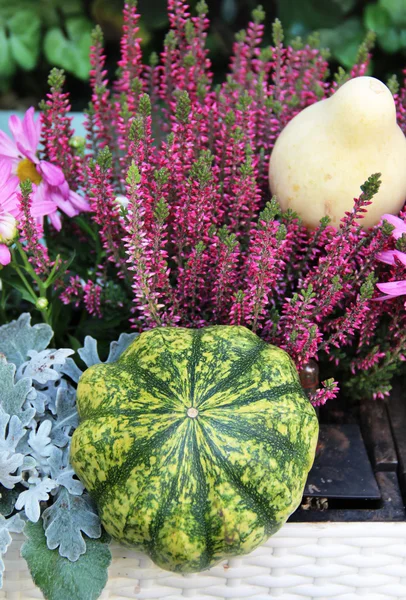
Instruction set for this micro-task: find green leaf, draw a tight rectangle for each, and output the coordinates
[364,4,391,35]
[21,521,111,600]
[54,0,84,16]
[319,18,365,68]
[400,28,406,47]
[44,28,73,71]
[7,10,40,37]
[378,26,401,52]
[9,35,37,70]
[0,27,15,77]
[7,10,40,70]
[380,0,406,26]
[43,19,92,81]
[67,335,82,353]
[279,0,354,38]
[0,487,19,517]
[66,16,92,40]
[1,277,36,304]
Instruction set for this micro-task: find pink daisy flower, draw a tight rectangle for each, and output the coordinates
[376,248,406,305]
[0,107,89,231]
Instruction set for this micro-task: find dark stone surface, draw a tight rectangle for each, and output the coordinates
[290,472,405,522]
[360,396,398,472]
[303,424,381,500]
[288,381,406,522]
[387,378,406,501]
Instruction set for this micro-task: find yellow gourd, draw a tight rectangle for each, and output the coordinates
[269,76,406,229]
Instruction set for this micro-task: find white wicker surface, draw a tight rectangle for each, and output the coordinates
[2,522,406,600]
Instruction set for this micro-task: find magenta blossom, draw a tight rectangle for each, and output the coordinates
[0,108,88,230]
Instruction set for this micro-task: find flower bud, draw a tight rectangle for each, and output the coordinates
[69,135,86,151]
[0,213,17,245]
[36,298,49,311]
[115,195,129,210]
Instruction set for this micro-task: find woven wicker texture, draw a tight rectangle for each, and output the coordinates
[2,523,406,600]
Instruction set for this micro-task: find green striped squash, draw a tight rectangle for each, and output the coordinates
[70,325,318,573]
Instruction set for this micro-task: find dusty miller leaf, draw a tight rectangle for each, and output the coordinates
[0,359,35,426]
[48,447,84,496]
[28,421,53,466]
[15,477,57,522]
[20,349,75,384]
[50,386,78,448]
[34,378,69,416]
[60,358,82,384]
[0,513,25,587]
[0,314,52,368]
[62,333,138,385]
[77,337,100,367]
[24,387,46,416]
[0,410,26,453]
[42,489,101,561]
[21,521,111,600]
[0,451,24,489]
[106,332,138,363]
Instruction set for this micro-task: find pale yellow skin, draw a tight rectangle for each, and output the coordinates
[269,76,406,229]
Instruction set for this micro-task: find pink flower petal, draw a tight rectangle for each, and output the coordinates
[376,249,406,267]
[0,132,18,159]
[0,244,11,266]
[48,211,62,231]
[0,213,16,240]
[30,201,58,218]
[1,174,19,201]
[69,190,90,212]
[8,114,23,142]
[0,158,11,184]
[16,142,38,164]
[381,213,406,239]
[22,107,40,154]
[376,280,406,296]
[38,161,65,186]
[49,190,78,217]
[60,180,70,199]
[30,184,58,217]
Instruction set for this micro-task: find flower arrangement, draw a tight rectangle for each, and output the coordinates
[0,2,405,395]
[0,0,405,596]
[1,2,405,404]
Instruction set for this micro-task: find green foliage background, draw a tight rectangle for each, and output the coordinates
[0,0,405,108]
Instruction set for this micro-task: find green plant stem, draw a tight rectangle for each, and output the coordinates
[14,243,52,326]
[13,264,37,302]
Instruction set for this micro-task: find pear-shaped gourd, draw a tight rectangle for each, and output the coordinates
[269,76,406,229]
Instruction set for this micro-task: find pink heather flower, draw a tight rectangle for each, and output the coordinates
[309,379,340,407]
[0,108,88,230]
[380,213,406,240]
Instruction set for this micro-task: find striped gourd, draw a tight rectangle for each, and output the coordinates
[70,325,318,573]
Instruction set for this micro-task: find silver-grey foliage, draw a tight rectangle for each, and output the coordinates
[0,313,138,582]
